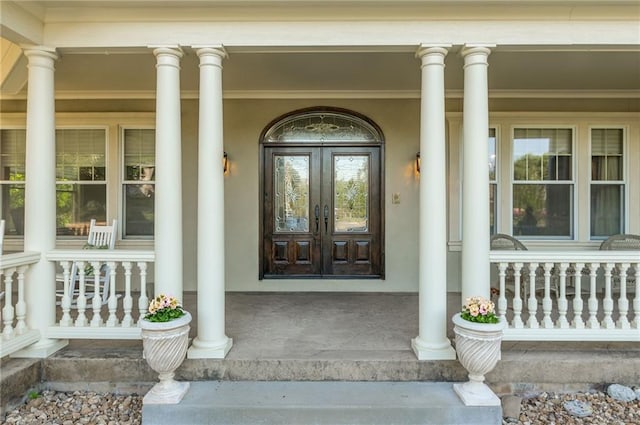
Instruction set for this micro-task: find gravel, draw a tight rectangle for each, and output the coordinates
[2,388,639,424]
[2,391,142,425]
[504,389,640,425]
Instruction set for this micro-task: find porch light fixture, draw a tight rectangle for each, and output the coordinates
[416,152,421,173]
[223,151,229,173]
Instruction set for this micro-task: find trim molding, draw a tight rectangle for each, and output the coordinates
[2,89,639,100]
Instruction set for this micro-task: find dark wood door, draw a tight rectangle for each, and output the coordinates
[263,146,382,278]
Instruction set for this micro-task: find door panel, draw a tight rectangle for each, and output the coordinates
[263,146,381,278]
[264,148,321,276]
[322,147,381,276]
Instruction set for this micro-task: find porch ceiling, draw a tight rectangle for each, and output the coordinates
[2,45,640,97]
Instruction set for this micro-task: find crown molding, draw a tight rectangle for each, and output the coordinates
[1,89,639,101]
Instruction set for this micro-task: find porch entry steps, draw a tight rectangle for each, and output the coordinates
[141,381,502,425]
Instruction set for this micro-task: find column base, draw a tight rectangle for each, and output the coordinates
[187,336,233,359]
[411,337,456,360]
[11,338,68,358]
[143,380,190,405]
[453,381,501,406]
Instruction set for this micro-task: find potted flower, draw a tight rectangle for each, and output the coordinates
[140,294,192,404]
[452,296,505,407]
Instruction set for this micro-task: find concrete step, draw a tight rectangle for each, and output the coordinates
[141,381,502,425]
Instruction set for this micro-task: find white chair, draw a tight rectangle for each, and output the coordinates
[56,219,118,305]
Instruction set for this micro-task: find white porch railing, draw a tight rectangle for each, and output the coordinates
[0,251,42,358]
[46,249,155,340]
[490,250,639,341]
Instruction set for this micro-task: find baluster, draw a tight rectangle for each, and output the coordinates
[512,262,524,328]
[556,262,569,329]
[602,262,615,329]
[121,262,134,327]
[527,263,538,328]
[137,262,149,323]
[14,266,28,334]
[2,268,16,339]
[616,262,630,329]
[59,261,72,327]
[90,261,103,327]
[75,261,88,327]
[586,263,599,329]
[541,262,554,328]
[497,262,507,324]
[106,261,119,327]
[632,263,639,329]
[572,263,585,329]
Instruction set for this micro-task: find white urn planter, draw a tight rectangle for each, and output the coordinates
[452,312,505,406]
[140,311,192,404]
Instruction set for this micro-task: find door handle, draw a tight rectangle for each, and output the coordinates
[324,205,329,233]
[314,204,320,233]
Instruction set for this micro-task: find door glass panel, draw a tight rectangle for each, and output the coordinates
[274,155,310,232]
[334,155,369,232]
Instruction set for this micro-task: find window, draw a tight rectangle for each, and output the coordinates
[489,128,497,235]
[512,128,573,238]
[0,129,26,236]
[56,129,107,236]
[591,128,625,238]
[122,128,155,237]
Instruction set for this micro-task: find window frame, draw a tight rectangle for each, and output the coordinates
[510,125,577,240]
[0,127,27,239]
[119,125,156,240]
[489,126,499,236]
[588,125,628,240]
[54,125,110,238]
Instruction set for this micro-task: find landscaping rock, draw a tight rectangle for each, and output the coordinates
[563,399,593,417]
[501,395,522,420]
[607,383,637,402]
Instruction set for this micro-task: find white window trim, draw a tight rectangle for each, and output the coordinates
[587,125,629,240]
[119,125,156,240]
[509,124,577,240]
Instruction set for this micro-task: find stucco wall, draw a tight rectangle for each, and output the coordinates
[219,99,422,292]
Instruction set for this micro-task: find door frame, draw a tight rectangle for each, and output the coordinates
[258,106,385,280]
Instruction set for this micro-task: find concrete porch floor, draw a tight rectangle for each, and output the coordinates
[2,292,640,412]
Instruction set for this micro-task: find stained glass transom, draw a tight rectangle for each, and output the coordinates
[264,112,381,144]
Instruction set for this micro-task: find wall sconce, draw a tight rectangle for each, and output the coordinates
[416,152,421,173]
[223,151,229,173]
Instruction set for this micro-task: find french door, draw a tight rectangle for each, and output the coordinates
[262,146,382,278]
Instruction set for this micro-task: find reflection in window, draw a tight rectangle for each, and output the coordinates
[512,128,573,237]
[334,155,369,232]
[0,129,26,236]
[274,155,310,233]
[123,129,155,237]
[56,129,107,236]
[591,128,624,238]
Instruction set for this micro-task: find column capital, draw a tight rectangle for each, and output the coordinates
[151,46,183,68]
[461,45,494,66]
[416,44,451,57]
[22,46,58,68]
[194,46,227,68]
[194,45,227,58]
[416,45,450,66]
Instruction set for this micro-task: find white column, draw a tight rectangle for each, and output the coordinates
[461,45,493,302]
[13,47,68,358]
[152,47,184,300]
[411,45,456,360]
[187,46,233,358]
